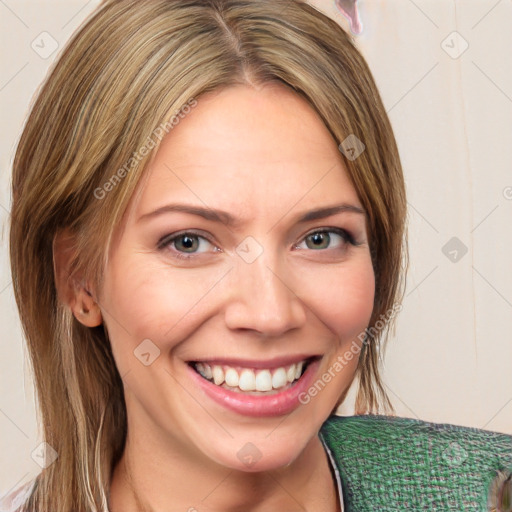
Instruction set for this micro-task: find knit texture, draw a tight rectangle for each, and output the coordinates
[319,414,512,512]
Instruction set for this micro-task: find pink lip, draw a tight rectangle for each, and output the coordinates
[187,358,321,417]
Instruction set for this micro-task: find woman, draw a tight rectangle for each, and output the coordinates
[5,1,510,511]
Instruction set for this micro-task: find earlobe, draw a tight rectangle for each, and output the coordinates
[71,285,103,327]
[53,228,103,327]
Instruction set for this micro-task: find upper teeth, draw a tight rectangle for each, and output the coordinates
[194,361,305,392]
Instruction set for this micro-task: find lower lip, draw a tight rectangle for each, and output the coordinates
[187,359,320,417]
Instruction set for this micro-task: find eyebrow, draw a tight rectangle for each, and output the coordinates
[136,202,366,227]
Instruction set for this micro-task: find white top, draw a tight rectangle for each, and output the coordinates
[0,438,344,511]
[0,479,36,512]
[320,434,345,511]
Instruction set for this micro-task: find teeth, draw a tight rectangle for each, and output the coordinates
[271,368,287,389]
[286,364,296,383]
[255,370,272,391]
[225,368,239,387]
[212,366,225,385]
[194,360,308,392]
[203,364,213,380]
[196,362,206,378]
[239,369,256,391]
[295,361,304,380]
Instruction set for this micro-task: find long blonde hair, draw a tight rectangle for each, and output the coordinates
[9,0,407,510]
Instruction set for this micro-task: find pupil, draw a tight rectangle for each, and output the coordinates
[178,235,197,252]
[307,232,329,249]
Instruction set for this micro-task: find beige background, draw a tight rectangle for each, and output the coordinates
[1,0,511,496]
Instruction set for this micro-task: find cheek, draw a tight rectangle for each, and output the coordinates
[298,255,375,340]
[295,257,374,410]
[99,255,230,355]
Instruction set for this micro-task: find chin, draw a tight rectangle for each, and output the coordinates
[197,425,317,474]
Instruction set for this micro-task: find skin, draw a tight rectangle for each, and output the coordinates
[57,83,375,511]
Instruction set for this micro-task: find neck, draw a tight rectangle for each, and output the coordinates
[109,428,339,512]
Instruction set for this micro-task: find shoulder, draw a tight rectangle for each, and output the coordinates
[0,479,37,512]
[320,413,512,461]
[322,414,512,443]
[319,414,512,511]
[321,413,512,444]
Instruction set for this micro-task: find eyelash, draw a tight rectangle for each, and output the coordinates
[157,228,361,260]
[296,227,360,249]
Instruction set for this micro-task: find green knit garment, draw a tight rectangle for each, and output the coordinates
[319,414,512,511]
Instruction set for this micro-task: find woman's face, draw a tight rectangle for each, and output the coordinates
[98,84,375,472]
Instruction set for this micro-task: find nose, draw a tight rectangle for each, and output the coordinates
[223,252,307,337]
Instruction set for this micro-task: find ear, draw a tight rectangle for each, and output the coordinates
[53,228,103,327]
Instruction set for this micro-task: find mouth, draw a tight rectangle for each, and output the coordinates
[189,357,315,395]
[186,354,322,417]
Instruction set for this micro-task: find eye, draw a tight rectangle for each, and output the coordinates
[158,231,218,258]
[295,228,357,251]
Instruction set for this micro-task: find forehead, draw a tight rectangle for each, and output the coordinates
[131,84,362,223]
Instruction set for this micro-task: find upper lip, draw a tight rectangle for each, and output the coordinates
[188,354,320,370]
